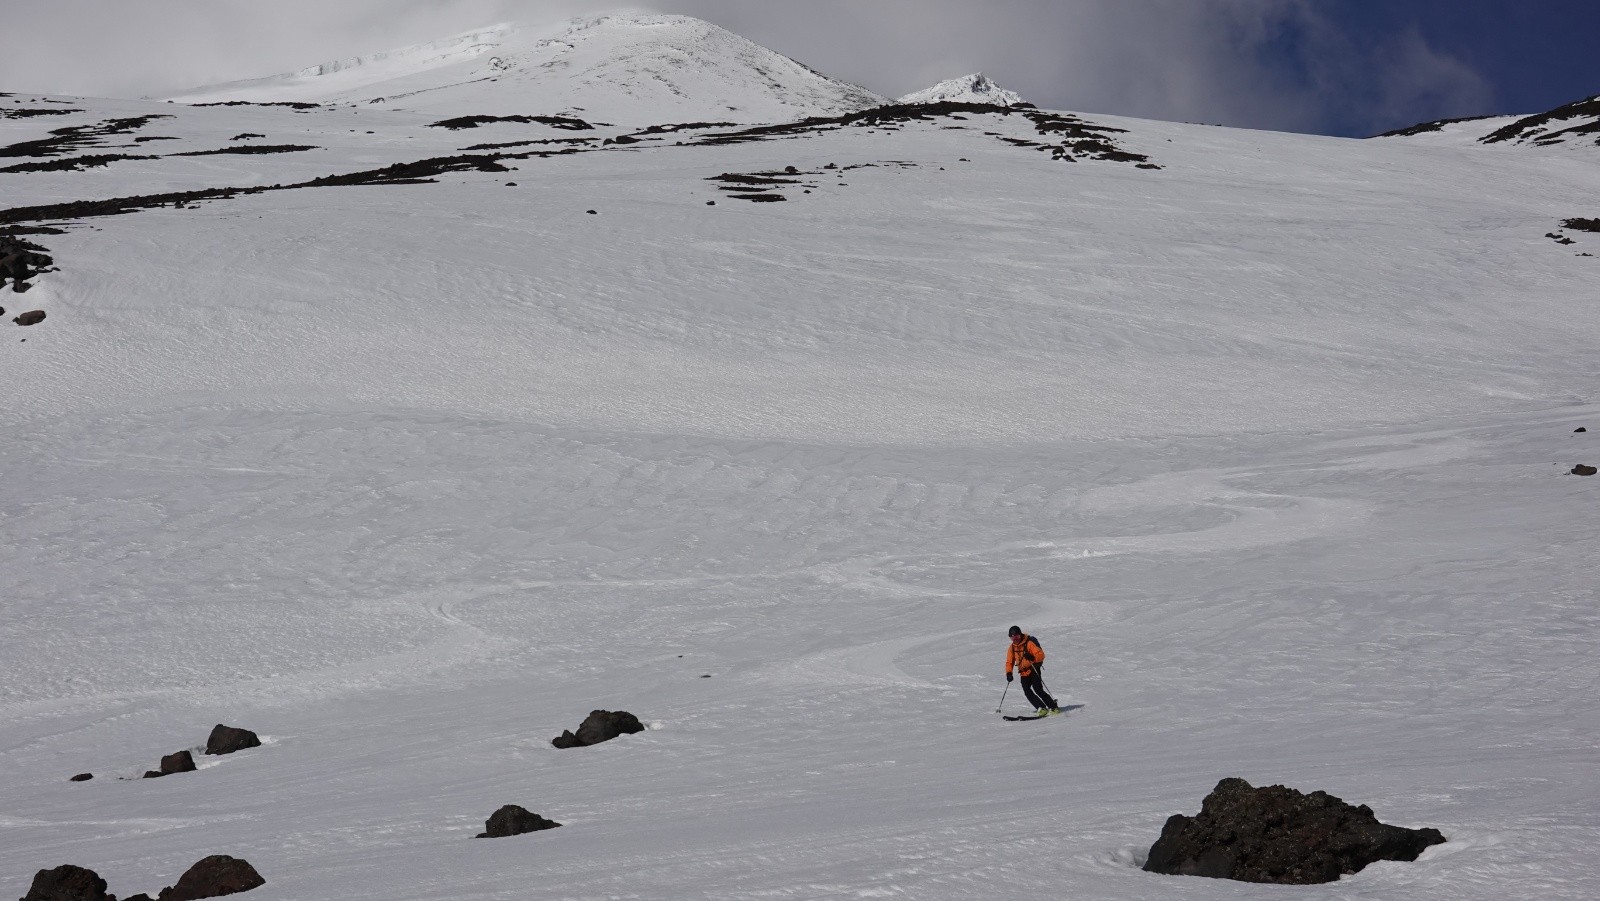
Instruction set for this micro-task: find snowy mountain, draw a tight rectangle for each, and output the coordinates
[5,17,1600,901]
[898,72,1026,107]
[168,14,886,124]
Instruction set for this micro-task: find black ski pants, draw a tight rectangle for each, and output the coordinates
[1020,669,1057,711]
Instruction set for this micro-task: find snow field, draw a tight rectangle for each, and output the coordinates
[2,65,1599,899]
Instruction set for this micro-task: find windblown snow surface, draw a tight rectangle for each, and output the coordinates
[166,15,885,125]
[3,26,1600,901]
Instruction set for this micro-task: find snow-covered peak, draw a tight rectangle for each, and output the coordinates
[168,14,887,125]
[897,73,1025,107]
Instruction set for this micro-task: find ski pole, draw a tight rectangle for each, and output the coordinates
[996,680,1010,713]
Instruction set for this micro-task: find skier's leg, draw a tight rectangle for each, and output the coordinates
[1033,668,1059,710]
[1021,672,1046,710]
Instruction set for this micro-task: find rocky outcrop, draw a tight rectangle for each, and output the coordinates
[155,856,264,901]
[145,750,196,778]
[1573,464,1597,476]
[476,804,562,838]
[204,725,261,756]
[551,710,645,748]
[19,865,113,901]
[1143,777,1445,884]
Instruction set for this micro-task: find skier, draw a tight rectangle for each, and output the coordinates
[1005,625,1059,715]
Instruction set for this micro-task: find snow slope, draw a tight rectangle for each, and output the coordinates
[899,72,1025,107]
[167,15,886,125]
[3,28,1600,901]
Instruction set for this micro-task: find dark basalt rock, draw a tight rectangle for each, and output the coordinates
[1564,218,1600,233]
[1573,464,1597,476]
[204,724,261,756]
[1143,777,1445,884]
[430,114,594,131]
[69,773,93,782]
[1576,427,1587,433]
[13,310,44,326]
[172,145,318,157]
[156,855,264,901]
[476,804,562,838]
[19,865,113,901]
[158,750,196,776]
[551,709,645,748]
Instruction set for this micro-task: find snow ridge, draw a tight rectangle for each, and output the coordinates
[898,73,1025,107]
[170,14,887,125]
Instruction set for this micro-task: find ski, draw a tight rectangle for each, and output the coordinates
[1002,713,1051,721]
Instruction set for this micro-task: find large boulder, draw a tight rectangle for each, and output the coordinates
[476,804,562,838]
[156,856,264,901]
[19,865,113,901]
[551,710,645,749]
[204,725,261,756]
[146,751,196,778]
[1143,777,1445,884]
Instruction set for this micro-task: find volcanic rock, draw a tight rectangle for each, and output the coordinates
[156,855,264,901]
[160,750,197,775]
[204,724,261,756]
[1573,464,1597,476]
[69,773,93,782]
[551,709,645,748]
[19,865,113,901]
[1143,777,1445,884]
[476,804,562,838]
[14,310,45,326]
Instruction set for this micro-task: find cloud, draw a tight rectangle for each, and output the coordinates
[0,0,1491,135]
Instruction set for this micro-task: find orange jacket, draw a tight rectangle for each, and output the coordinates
[1006,635,1044,678]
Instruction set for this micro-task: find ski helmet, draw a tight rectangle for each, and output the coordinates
[1008,625,1022,637]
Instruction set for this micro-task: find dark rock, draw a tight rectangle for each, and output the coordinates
[1573,464,1597,476]
[1577,427,1588,433]
[1143,777,1445,884]
[144,770,165,779]
[123,895,155,901]
[160,750,197,775]
[14,310,45,326]
[476,804,562,838]
[205,724,261,756]
[551,709,645,748]
[157,855,264,901]
[587,210,597,214]
[19,864,112,901]
[69,773,93,782]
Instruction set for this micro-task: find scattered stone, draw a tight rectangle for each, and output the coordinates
[156,855,264,901]
[143,770,165,779]
[476,804,562,838]
[19,864,112,901]
[551,709,645,748]
[204,724,261,756]
[1573,464,1597,476]
[587,209,597,214]
[706,200,715,205]
[1576,427,1587,433]
[1143,777,1445,884]
[69,773,93,782]
[159,750,197,775]
[15,310,46,326]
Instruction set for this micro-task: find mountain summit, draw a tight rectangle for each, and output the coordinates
[898,73,1025,107]
[169,14,886,124]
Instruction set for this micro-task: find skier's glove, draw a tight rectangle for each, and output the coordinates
[1005,672,1014,682]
